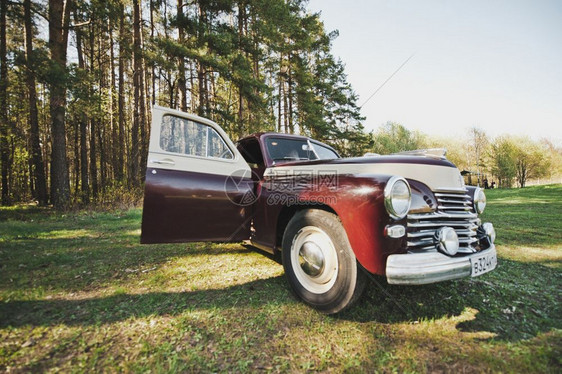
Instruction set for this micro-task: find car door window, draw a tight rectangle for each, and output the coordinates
[207,125,233,159]
[160,115,233,159]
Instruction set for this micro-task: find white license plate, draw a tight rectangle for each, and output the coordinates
[470,252,497,277]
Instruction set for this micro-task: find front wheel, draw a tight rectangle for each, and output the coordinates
[282,209,366,314]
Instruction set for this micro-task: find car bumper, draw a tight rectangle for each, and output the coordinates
[385,245,497,285]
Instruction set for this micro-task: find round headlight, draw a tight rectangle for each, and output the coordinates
[436,227,459,256]
[474,187,486,214]
[384,177,411,220]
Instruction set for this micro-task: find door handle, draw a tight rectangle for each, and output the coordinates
[150,159,175,165]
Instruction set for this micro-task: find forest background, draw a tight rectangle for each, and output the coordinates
[1,0,560,209]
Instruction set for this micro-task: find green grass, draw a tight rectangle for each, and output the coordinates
[1,185,561,372]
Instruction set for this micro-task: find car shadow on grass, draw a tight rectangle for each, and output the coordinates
[0,276,291,329]
[2,258,560,343]
[1,235,256,295]
[338,258,562,341]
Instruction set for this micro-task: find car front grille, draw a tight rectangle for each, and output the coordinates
[407,188,479,254]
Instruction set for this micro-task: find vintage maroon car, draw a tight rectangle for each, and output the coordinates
[142,106,497,313]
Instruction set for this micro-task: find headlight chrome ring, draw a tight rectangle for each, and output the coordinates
[384,176,412,220]
[474,187,486,214]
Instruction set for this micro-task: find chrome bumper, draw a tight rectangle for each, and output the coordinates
[385,245,497,285]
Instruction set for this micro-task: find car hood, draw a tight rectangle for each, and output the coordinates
[264,156,465,191]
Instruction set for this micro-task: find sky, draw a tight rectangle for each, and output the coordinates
[307,0,562,145]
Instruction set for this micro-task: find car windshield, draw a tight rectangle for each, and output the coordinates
[266,137,339,163]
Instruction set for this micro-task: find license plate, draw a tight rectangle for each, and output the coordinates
[470,252,497,277]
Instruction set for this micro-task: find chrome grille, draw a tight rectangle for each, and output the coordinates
[407,188,479,254]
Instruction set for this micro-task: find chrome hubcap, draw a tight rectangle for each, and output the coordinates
[299,241,325,277]
[291,226,339,294]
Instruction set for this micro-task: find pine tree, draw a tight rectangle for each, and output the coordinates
[48,0,72,209]
[24,0,48,205]
[0,0,10,205]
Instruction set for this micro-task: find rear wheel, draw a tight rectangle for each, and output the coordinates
[282,209,366,314]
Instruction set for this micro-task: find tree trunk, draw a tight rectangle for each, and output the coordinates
[150,0,156,106]
[79,118,89,202]
[97,31,106,192]
[24,0,48,205]
[277,66,282,132]
[89,118,98,198]
[283,78,288,133]
[73,120,79,197]
[75,14,89,203]
[140,49,148,183]
[48,0,72,210]
[89,21,98,198]
[1,0,11,205]
[117,3,125,182]
[189,61,195,113]
[131,0,144,186]
[109,23,118,182]
[177,0,187,111]
[209,69,216,121]
[237,1,245,133]
[98,117,106,192]
[197,61,206,117]
[197,4,207,117]
[287,54,293,134]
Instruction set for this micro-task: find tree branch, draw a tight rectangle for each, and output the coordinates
[66,19,90,29]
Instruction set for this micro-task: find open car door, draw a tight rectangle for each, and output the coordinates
[141,106,253,244]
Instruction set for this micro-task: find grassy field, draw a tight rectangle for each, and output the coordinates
[1,185,561,372]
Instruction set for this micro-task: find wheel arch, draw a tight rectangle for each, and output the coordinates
[275,203,337,251]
